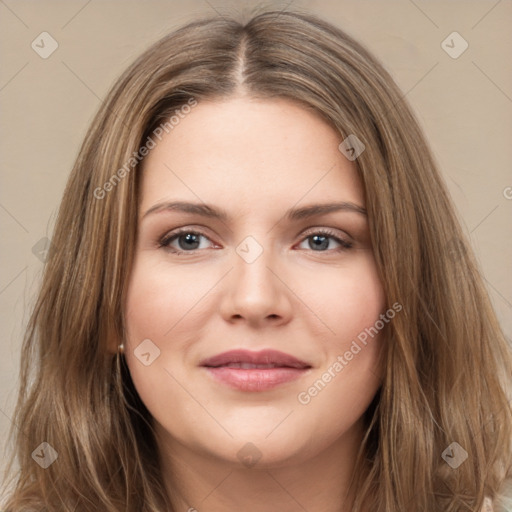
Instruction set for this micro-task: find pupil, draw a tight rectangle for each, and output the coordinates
[179,233,200,250]
[311,235,328,250]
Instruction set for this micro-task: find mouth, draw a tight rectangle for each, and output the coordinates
[199,349,312,392]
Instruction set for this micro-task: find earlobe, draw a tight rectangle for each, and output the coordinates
[106,337,121,356]
[103,317,123,355]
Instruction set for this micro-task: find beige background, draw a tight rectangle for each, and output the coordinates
[1,0,511,482]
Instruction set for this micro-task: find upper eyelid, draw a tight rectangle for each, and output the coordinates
[162,225,350,238]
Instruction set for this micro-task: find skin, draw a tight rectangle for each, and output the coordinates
[121,95,386,512]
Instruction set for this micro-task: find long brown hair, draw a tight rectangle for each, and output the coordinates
[2,9,511,511]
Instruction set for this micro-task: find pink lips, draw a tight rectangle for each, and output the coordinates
[200,349,311,392]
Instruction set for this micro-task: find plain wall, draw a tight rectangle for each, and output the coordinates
[1,0,511,484]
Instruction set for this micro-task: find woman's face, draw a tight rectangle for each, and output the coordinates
[124,96,386,469]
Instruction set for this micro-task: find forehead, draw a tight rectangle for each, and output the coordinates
[139,96,364,214]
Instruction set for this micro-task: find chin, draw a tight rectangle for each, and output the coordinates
[204,427,316,469]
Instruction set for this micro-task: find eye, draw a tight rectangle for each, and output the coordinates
[296,228,353,252]
[158,229,215,254]
[158,227,353,255]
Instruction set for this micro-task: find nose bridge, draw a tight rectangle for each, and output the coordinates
[220,232,291,323]
[235,234,267,267]
[233,233,277,293]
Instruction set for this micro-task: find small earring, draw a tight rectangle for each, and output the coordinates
[118,343,125,355]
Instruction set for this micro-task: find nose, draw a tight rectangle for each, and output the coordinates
[218,238,293,328]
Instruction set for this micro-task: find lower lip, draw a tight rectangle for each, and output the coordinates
[202,367,310,391]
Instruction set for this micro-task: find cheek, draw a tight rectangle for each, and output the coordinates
[296,252,386,345]
[122,255,219,405]
[293,252,386,403]
[122,259,200,434]
[124,257,213,341]
[293,262,386,444]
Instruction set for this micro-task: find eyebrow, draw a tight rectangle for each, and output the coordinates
[142,200,367,222]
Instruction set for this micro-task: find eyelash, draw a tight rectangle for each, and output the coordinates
[157,227,353,255]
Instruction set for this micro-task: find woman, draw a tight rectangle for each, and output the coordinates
[2,9,511,512]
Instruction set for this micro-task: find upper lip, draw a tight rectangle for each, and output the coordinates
[200,349,311,369]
